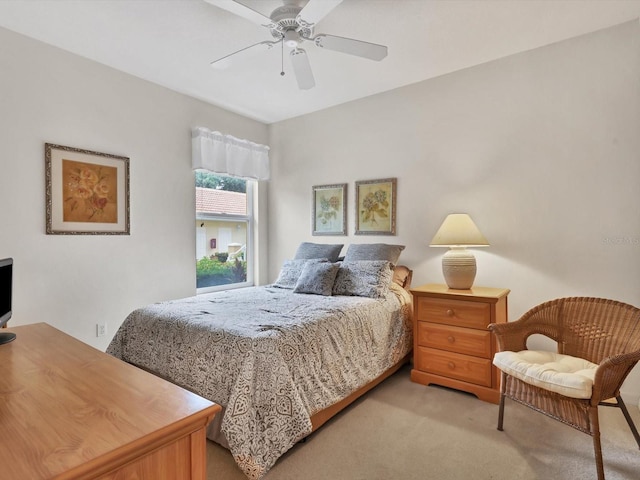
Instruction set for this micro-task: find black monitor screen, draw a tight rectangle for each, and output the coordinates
[0,258,13,327]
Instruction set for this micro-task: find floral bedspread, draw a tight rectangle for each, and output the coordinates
[106,283,412,479]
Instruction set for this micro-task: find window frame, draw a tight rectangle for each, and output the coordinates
[195,177,255,294]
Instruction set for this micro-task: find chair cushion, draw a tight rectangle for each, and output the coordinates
[493,350,598,399]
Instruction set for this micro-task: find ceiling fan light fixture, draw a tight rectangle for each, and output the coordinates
[283,30,301,48]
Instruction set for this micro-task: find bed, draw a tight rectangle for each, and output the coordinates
[107,247,413,479]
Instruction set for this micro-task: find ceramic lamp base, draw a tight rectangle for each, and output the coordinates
[442,248,476,290]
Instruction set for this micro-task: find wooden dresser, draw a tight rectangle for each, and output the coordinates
[0,323,221,480]
[410,284,509,404]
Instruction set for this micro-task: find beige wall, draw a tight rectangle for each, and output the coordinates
[0,26,268,350]
[269,21,640,402]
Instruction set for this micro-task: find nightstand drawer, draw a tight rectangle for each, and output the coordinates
[417,322,492,358]
[416,346,492,387]
[416,297,490,329]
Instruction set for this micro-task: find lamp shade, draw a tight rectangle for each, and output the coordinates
[429,214,489,247]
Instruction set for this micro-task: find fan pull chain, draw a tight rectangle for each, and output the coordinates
[280,40,285,76]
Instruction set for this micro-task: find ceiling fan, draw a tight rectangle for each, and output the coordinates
[204,0,388,90]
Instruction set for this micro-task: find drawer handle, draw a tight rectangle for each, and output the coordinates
[446,309,454,317]
[447,362,455,370]
[447,335,455,344]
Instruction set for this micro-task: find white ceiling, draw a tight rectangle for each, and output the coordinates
[1,0,639,124]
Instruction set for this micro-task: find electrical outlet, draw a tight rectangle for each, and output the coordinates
[96,323,107,337]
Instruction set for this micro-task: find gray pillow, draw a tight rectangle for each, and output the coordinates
[332,260,394,298]
[343,243,405,266]
[293,262,340,296]
[294,242,343,263]
[273,259,327,289]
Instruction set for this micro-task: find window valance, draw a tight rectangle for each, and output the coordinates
[191,126,270,180]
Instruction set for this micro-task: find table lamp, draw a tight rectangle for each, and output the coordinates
[430,213,489,289]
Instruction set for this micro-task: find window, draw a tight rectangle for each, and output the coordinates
[195,171,253,292]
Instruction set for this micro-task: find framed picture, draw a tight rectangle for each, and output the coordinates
[45,143,130,235]
[355,177,397,235]
[312,183,347,236]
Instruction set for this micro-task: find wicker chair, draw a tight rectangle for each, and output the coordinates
[488,297,640,480]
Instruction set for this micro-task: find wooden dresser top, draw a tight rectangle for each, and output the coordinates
[411,283,510,301]
[0,323,220,480]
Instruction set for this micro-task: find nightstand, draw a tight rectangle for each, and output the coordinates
[410,283,509,404]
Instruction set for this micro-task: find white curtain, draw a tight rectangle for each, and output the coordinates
[191,126,270,180]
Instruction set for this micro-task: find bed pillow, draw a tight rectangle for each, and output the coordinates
[293,261,340,296]
[332,260,394,298]
[273,258,327,289]
[294,242,343,263]
[392,265,412,289]
[343,243,405,266]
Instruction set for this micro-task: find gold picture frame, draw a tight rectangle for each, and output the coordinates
[45,143,130,235]
[355,178,397,235]
[312,183,347,236]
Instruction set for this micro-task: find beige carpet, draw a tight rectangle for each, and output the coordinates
[206,365,640,480]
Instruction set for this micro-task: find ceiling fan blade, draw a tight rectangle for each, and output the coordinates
[297,0,343,27]
[290,48,315,90]
[314,34,388,61]
[204,0,273,27]
[211,40,278,69]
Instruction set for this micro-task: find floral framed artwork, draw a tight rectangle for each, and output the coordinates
[312,183,347,236]
[355,177,397,235]
[45,143,130,235]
